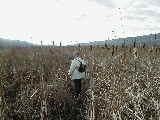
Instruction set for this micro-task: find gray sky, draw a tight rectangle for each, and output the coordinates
[0,0,160,45]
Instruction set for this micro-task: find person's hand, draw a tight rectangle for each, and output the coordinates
[68,72,71,77]
[68,71,70,76]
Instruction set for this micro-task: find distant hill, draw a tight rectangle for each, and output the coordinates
[79,33,160,46]
[0,38,33,49]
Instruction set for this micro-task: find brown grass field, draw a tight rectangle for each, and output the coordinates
[0,45,160,120]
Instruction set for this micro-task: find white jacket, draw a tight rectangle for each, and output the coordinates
[68,57,86,80]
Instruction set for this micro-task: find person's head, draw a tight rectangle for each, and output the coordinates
[73,51,80,58]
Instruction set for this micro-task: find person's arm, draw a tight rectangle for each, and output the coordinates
[68,60,76,75]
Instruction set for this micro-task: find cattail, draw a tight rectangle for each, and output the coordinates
[129,47,132,53]
[133,40,136,48]
[133,47,137,59]
[156,47,158,53]
[112,45,115,56]
[115,46,118,52]
[90,45,93,51]
[41,41,43,47]
[105,42,108,48]
[143,43,145,48]
[52,41,54,47]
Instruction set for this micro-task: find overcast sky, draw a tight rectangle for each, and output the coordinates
[0,0,160,45]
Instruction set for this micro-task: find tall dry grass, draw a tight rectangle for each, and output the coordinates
[0,45,160,120]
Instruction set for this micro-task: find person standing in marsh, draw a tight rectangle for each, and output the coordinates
[68,51,87,98]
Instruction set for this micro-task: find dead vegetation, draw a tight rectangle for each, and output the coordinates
[0,45,160,120]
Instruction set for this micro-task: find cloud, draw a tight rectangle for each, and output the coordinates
[89,0,115,8]
[147,0,160,7]
[91,0,136,9]
[131,9,160,18]
[74,12,88,22]
[0,0,160,45]
[126,15,146,21]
